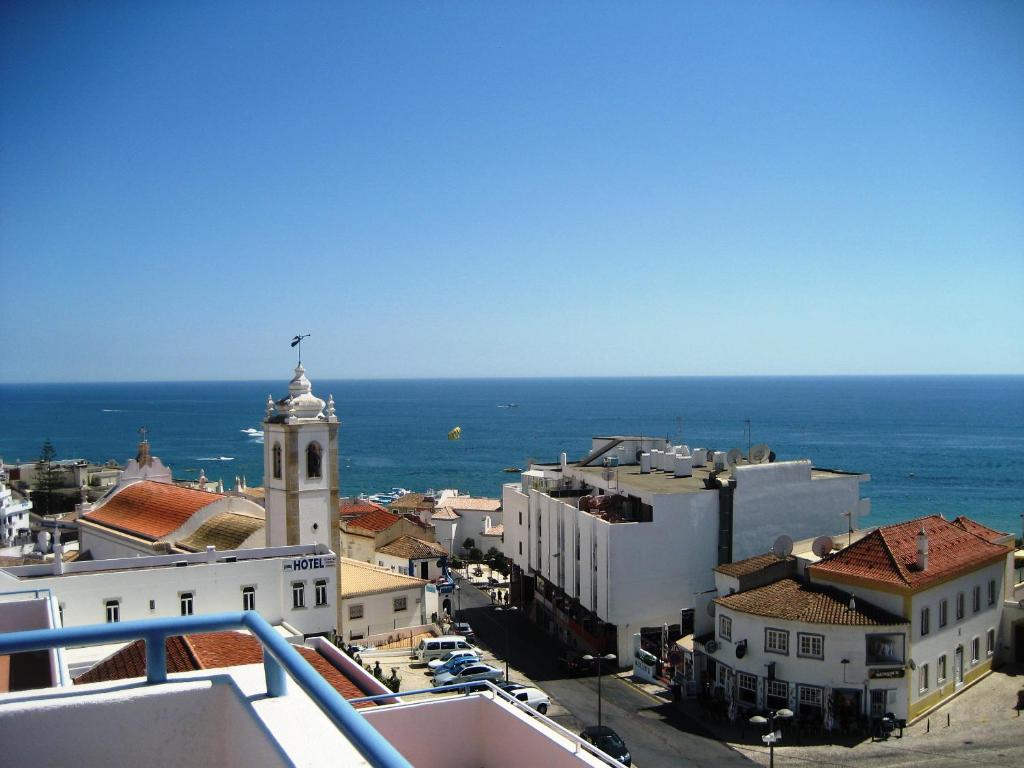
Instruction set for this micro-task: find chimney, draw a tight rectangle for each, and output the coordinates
[53,542,64,576]
[206,545,217,564]
[916,528,928,572]
[848,593,856,611]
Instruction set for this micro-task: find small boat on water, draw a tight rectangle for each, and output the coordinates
[503,466,522,473]
[497,403,519,408]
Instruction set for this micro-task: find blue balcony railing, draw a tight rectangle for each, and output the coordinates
[0,611,412,768]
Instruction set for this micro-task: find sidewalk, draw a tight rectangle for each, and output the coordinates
[620,665,1024,767]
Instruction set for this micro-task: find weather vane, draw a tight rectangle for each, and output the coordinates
[290,333,311,365]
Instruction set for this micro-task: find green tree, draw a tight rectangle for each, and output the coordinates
[468,546,483,563]
[33,440,63,516]
[462,537,476,551]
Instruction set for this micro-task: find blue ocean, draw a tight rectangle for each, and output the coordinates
[1,376,1021,537]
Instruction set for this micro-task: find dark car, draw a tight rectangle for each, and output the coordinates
[580,726,631,766]
[558,652,596,676]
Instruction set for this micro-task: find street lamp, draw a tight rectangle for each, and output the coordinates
[582,653,617,727]
[494,605,517,681]
[749,708,793,768]
[455,584,461,621]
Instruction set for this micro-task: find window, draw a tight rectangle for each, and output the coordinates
[315,579,328,607]
[920,606,930,637]
[972,585,981,613]
[58,604,65,626]
[737,672,757,705]
[105,599,120,623]
[765,628,789,655]
[180,592,194,616]
[987,579,997,606]
[918,663,929,694]
[519,511,522,525]
[292,582,305,609]
[149,599,156,611]
[766,679,788,710]
[938,599,948,628]
[349,604,364,620]
[987,628,995,656]
[272,443,282,479]
[518,542,522,555]
[719,615,732,641]
[937,654,947,683]
[971,636,979,663]
[242,586,256,612]
[798,633,824,659]
[798,686,822,712]
[956,592,964,620]
[393,597,408,612]
[306,442,322,479]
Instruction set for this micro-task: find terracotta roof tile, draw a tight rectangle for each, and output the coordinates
[83,480,223,540]
[176,512,265,552]
[951,516,1009,544]
[73,631,376,707]
[340,558,426,597]
[447,497,501,512]
[483,524,504,537]
[387,493,434,511]
[715,578,907,626]
[343,509,400,534]
[377,536,448,560]
[341,501,387,516]
[714,553,794,577]
[809,515,1010,591]
[431,508,460,520]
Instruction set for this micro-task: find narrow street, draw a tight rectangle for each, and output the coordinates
[455,575,753,768]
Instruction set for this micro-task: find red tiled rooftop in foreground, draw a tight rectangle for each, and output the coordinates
[809,514,1010,591]
[715,578,907,626]
[74,631,377,707]
[340,501,387,516]
[83,480,223,541]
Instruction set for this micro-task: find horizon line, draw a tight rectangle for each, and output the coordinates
[1,372,1023,386]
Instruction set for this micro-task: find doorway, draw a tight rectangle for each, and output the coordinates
[954,645,964,686]
[1014,623,1024,663]
[870,689,889,717]
[420,561,429,579]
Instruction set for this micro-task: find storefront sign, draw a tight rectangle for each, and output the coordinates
[869,667,905,679]
[283,555,336,572]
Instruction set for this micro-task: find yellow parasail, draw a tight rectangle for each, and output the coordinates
[447,426,462,441]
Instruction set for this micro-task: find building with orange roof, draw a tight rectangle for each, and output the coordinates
[697,514,1013,727]
[79,479,266,559]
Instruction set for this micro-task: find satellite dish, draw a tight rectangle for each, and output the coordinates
[749,444,771,464]
[726,448,744,468]
[772,535,793,559]
[706,600,717,617]
[812,536,834,558]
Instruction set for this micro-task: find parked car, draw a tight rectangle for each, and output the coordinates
[506,686,550,715]
[434,663,503,687]
[428,649,478,672]
[580,726,630,766]
[498,682,527,693]
[430,655,481,678]
[558,652,596,676]
[452,621,475,640]
[415,636,473,662]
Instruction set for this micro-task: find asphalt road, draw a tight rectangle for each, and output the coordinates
[456,576,753,768]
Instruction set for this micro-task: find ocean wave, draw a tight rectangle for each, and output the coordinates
[101,409,123,413]
[241,428,264,436]
[196,456,235,461]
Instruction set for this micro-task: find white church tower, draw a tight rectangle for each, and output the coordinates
[263,362,340,555]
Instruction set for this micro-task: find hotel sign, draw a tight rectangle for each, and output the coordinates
[869,668,905,680]
[283,555,336,572]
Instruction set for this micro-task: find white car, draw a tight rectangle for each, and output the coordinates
[434,663,504,687]
[428,649,478,672]
[506,686,550,715]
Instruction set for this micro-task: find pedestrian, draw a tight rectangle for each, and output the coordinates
[490,589,496,604]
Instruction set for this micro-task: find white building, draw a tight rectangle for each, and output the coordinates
[339,558,439,643]
[0,542,338,673]
[429,496,502,555]
[502,435,870,663]
[0,474,31,547]
[695,514,1013,726]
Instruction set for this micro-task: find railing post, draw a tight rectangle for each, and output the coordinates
[264,650,287,697]
[146,632,167,685]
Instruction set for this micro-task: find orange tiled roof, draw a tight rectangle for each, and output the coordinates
[344,508,400,533]
[714,552,795,577]
[73,631,376,707]
[447,497,501,512]
[809,515,1010,591]
[715,578,907,626]
[83,480,223,541]
[377,535,448,560]
[341,501,387,516]
[951,515,1009,545]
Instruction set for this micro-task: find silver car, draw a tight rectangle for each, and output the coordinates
[434,663,503,687]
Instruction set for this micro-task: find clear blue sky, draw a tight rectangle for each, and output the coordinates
[1,1,1021,382]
